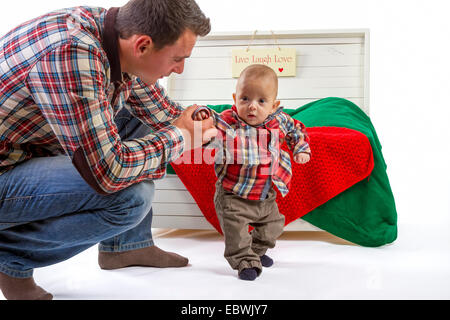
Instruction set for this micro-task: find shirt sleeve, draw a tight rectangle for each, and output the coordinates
[25,42,185,194]
[125,78,185,131]
[191,106,233,163]
[282,113,311,155]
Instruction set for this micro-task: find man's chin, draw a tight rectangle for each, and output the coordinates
[137,76,158,86]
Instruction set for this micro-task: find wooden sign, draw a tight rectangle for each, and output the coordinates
[231,47,296,77]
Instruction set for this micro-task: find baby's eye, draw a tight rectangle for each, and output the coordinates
[241,97,248,102]
[259,99,266,104]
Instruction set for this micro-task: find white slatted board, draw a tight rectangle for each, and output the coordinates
[152,29,370,230]
[167,29,369,113]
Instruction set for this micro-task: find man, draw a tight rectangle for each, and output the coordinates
[0,0,216,300]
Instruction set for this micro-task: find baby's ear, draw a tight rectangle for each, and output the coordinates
[272,100,281,111]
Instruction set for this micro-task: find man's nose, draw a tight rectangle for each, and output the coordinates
[173,60,185,74]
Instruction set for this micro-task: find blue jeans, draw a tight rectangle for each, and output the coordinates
[0,108,157,278]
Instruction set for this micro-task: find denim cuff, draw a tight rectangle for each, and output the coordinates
[0,264,33,278]
[98,239,154,253]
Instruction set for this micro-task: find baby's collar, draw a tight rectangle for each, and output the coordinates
[231,105,284,127]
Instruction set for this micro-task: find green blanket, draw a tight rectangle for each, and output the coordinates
[167,98,397,247]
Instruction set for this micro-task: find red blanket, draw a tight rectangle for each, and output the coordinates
[171,126,374,234]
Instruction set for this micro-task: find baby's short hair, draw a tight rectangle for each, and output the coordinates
[238,64,278,95]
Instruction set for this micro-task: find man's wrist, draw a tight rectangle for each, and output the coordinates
[158,124,186,161]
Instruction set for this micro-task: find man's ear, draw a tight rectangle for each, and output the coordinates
[134,35,153,56]
[232,93,237,104]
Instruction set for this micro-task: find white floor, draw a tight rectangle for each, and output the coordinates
[1,0,450,303]
[3,218,447,300]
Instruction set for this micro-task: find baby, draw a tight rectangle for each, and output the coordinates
[193,64,311,280]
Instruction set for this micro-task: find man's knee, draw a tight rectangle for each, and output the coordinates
[101,180,155,229]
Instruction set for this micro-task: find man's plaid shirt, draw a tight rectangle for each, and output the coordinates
[205,105,311,201]
[0,7,185,194]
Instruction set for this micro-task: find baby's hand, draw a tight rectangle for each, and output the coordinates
[191,106,211,121]
[294,153,310,164]
[194,110,210,121]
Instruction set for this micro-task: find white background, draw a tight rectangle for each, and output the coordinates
[2,0,448,226]
[1,0,449,299]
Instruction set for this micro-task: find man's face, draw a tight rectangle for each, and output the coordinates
[233,76,280,126]
[131,29,197,85]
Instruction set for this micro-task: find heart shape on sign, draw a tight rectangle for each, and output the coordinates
[278,68,284,72]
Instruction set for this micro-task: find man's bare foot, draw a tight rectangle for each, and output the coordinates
[98,245,189,270]
[0,272,53,300]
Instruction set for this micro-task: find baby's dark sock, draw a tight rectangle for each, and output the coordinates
[260,254,273,267]
[238,267,260,281]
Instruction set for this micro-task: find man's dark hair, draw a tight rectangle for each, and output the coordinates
[116,0,211,50]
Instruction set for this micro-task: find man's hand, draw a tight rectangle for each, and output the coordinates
[294,153,311,164]
[173,105,217,151]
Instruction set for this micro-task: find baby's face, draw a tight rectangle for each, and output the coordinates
[233,76,280,126]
